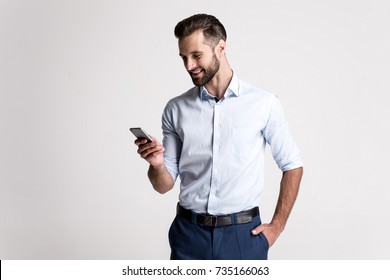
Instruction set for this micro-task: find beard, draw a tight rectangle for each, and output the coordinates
[190,54,220,87]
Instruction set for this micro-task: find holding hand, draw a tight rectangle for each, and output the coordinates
[135,136,165,168]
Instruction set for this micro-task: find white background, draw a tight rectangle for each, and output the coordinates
[1,0,389,259]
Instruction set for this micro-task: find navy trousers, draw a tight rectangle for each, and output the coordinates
[168,210,269,260]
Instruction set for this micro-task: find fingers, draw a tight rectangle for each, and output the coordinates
[134,135,160,147]
[251,224,265,235]
[136,140,158,153]
[135,139,164,159]
[140,145,165,160]
[133,135,165,167]
[252,223,279,247]
[134,138,149,146]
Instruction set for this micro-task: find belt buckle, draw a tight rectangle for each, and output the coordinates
[198,215,218,227]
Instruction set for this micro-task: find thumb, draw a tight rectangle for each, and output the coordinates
[251,224,265,235]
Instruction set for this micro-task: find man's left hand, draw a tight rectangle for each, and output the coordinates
[251,223,282,247]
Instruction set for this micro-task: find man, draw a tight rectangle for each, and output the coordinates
[135,14,303,260]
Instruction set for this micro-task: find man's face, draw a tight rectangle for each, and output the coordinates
[178,30,220,87]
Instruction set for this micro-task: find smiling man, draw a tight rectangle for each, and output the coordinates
[134,14,303,260]
[179,30,223,88]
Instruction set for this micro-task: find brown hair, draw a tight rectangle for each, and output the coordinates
[174,14,227,47]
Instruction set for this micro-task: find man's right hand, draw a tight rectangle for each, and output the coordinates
[135,136,165,168]
[135,136,174,194]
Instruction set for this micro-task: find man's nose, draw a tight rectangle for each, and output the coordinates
[185,58,196,71]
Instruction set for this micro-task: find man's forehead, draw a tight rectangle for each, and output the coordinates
[178,31,210,55]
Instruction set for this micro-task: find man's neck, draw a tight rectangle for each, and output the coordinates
[204,66,233,99]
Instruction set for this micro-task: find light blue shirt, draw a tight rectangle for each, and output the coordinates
[162,74,303,215]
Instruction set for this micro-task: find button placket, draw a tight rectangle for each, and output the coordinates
[208,101,225,213]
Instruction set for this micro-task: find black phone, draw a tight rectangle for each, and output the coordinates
[129,127,153,143]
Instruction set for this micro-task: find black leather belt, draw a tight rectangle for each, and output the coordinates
[176,203,259,227]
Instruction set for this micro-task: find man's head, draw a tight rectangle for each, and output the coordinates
[174,14,227,48]
[174,14,228,87]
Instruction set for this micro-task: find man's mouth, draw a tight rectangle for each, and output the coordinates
[190,69,203,78]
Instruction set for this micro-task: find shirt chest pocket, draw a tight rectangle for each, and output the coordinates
[227,125,263,158]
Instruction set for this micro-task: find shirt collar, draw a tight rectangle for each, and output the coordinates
[199,73,240,100]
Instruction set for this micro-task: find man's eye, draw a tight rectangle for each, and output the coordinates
[194,55,201,59]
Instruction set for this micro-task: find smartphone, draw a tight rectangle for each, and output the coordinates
[130,127,153,143]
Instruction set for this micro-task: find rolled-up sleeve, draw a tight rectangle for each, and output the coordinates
[263,95,303,171]
[161,103,182,182]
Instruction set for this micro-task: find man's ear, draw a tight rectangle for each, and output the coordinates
[216,39,226,55]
